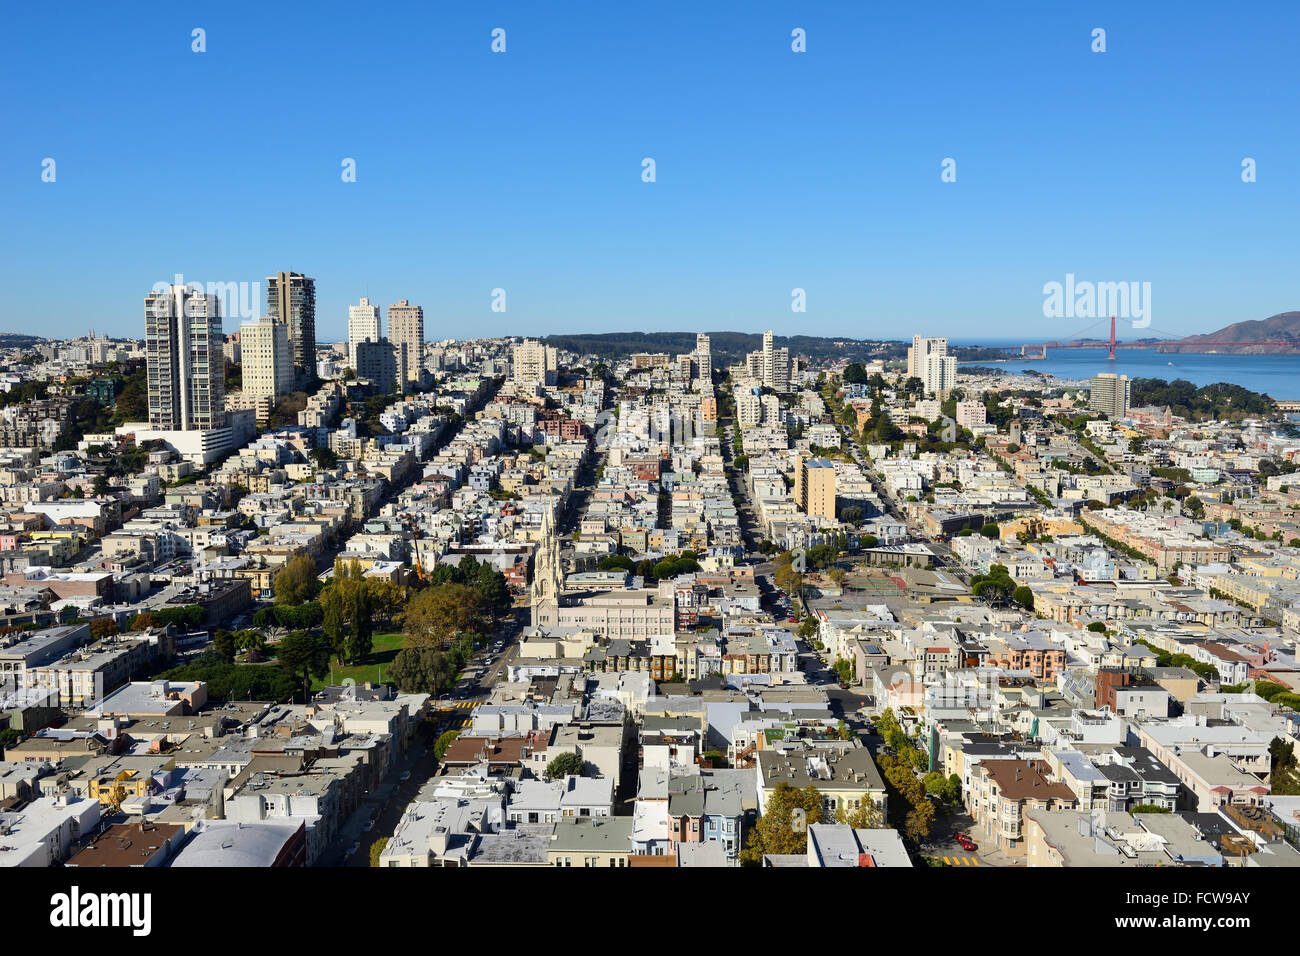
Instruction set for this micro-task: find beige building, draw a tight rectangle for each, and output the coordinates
[794,456,836,520]
[513,339,558,386]
[239,316,294,408]
[1089,373,1131,419]
[388,299,423,384]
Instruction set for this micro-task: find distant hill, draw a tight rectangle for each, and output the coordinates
[0,333,49,349]
[1159,311,1300,354]
[540,331,906,364]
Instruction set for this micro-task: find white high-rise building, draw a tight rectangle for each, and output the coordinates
[144,284,226,431]
[348,297,382,366]
[695,333,712,386]
[239,316,294,402]
[908,335,956,397]
[907,335,947,378]
[748,330,791,392]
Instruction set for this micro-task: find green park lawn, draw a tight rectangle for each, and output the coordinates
[310,631,406,691]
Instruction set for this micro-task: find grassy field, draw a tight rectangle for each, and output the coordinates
[310,631,406,691]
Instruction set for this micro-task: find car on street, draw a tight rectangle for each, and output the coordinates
[957,836,977,852]
[362,819,374,832]
[399,770,411,782]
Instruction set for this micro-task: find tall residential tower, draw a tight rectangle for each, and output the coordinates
[266,271,316,381]
[144,284,226,431]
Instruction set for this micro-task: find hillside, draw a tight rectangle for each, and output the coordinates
[541,331,905,364]
[1158,311,1300,354]
[0,333,49,350]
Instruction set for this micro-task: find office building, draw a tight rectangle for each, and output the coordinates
[388,299,423,384]
[266,271,316,380]
[348,297,382,367]
[144,284,226,431]
[1089,373,1131,420]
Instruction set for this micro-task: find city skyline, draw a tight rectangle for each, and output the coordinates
[4,2,1298,342]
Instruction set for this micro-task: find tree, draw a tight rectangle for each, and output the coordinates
[366,579,406,626]
[979,522,1000,539]
[837,799,883,828]
[388,646,456,695]
[0,727,20,755]
[739,783,823,865]
[89,617,118,640]
[213,629,235,663]
[276,630,330,700]
[233,630,266,658]
[924,771,962,804]
[434,729,461,760]
[841,362,868,385]
[404,583,484,648]
[1012,585,1035,611]
[545,752,585,780]
[472,561,512,621]
[904,801,936,842]
[368,837,389,867]
[274,554,320,605]
[308,446,339,469]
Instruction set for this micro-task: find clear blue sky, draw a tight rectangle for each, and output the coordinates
[3,1,1297,344]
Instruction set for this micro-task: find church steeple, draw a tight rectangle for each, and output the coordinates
[531,508,562,625]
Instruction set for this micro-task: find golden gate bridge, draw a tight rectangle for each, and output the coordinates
[997,316,1298,362]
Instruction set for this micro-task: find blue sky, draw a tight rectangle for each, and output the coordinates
[3,1,1297,344]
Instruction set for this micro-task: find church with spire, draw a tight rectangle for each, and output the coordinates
[529,507,675,640]
[531,509,563,628]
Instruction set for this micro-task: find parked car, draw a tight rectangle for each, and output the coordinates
[399,770,411,782]
[957,837,977,852]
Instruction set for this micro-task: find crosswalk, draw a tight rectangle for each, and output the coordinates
[435,701,483,710]
[942,856,980,866]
